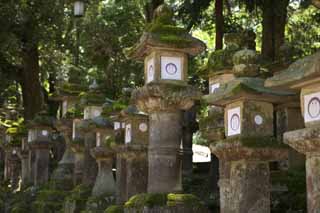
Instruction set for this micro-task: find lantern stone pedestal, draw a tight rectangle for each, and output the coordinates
[284,127,320,212]
[132,83,201,193]
[17,149,30,188]
[211,141,287,213]
[52,119,75,188]
[4,148,21,190]
[117,145,148,203]
[90,147,116,198]
[29,142,51,186]
[70,142,85,185]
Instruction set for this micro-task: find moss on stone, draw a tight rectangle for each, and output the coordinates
[167,193,202,208]
[124,193,167,209]
[216,136,288,149]
[80,91,106,106]
[105,205,124,213]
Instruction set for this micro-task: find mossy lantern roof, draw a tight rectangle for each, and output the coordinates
[203,77,296,107]
[78,116,113,132]
[27,112,55,129]
[265,51,320,90]
[127,4,206,61]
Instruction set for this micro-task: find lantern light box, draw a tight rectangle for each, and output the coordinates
[303,92,320,123]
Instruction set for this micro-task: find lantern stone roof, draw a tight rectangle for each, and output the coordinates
[120,105,147,117]
[50,82,86,101]
[203,77,296,106]
[265,51,320,90]
[27,111,55,129]
[78,116,113,132]
[80,81,106,106]
[126,4,206,61]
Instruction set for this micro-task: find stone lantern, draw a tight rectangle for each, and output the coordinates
[51,94,84,189]
[129,5,205,193]
[265,51,320,212]
[116,105,149,204]
[89,116,115,200]
[203,39,299,212]
[204,77,296,213]
[27,111,54,186]
[76,80,106,186]
[2,127,23,190]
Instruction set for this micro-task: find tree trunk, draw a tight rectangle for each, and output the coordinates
[215,0,224,50]
[145,0,164,22]
[262,0,289,61]
[20,42,43,120]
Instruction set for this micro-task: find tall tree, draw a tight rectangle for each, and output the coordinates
[215,0,224,50]
[261,0,289,61]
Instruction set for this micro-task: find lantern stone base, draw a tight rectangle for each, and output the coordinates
[30,142,51,186]
[211,139,288,213]
[70,143,85,185]
[90,147,116,198]
[51,145,75,190]
[17,150,30,188]
[116,145,148,204]
[284,126,320,213]
[5,149,21,190]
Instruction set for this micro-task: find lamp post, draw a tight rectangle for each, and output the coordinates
[73,0,85,66]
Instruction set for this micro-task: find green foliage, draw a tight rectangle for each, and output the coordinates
[105,205,124,213]
[65,184,92,212]
[167,193,202,208]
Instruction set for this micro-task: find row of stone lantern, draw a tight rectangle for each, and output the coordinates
[265,51,320,213]
[201,27,312,213]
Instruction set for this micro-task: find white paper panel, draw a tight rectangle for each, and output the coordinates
[161,56,182,80]
[227,107,241,136]
[304,92,320,123]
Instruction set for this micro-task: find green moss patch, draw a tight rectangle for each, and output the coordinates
[217,136,288,149]
[124,193,167,209]
[167,193,202,208]
[105,205,124,213]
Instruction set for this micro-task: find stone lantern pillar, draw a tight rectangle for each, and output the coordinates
[18,138,31,188]
[51,91,83,188]
[27,112,54,186]
[71,118,85,185]
[90,116,115,198]
[116,105,149,203]
[128,5,205,193]
[77,80,105,186]
[203,46,296,212]
[265,51,320,212]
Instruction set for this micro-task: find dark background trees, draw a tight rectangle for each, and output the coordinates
[0,0,318,121]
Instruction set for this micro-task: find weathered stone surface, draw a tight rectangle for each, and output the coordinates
[229,160,270,213]
[90,147,115,197]
[82,132,98,187]
[284,126,320,154]
[34,147,50,186]
[52,119,75,188]
[265,51,320,89]
[306,155,320,213]
[148,111,183,193]
[17,150,30,188]
[132,81,201,113]
[211,140,288,162]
